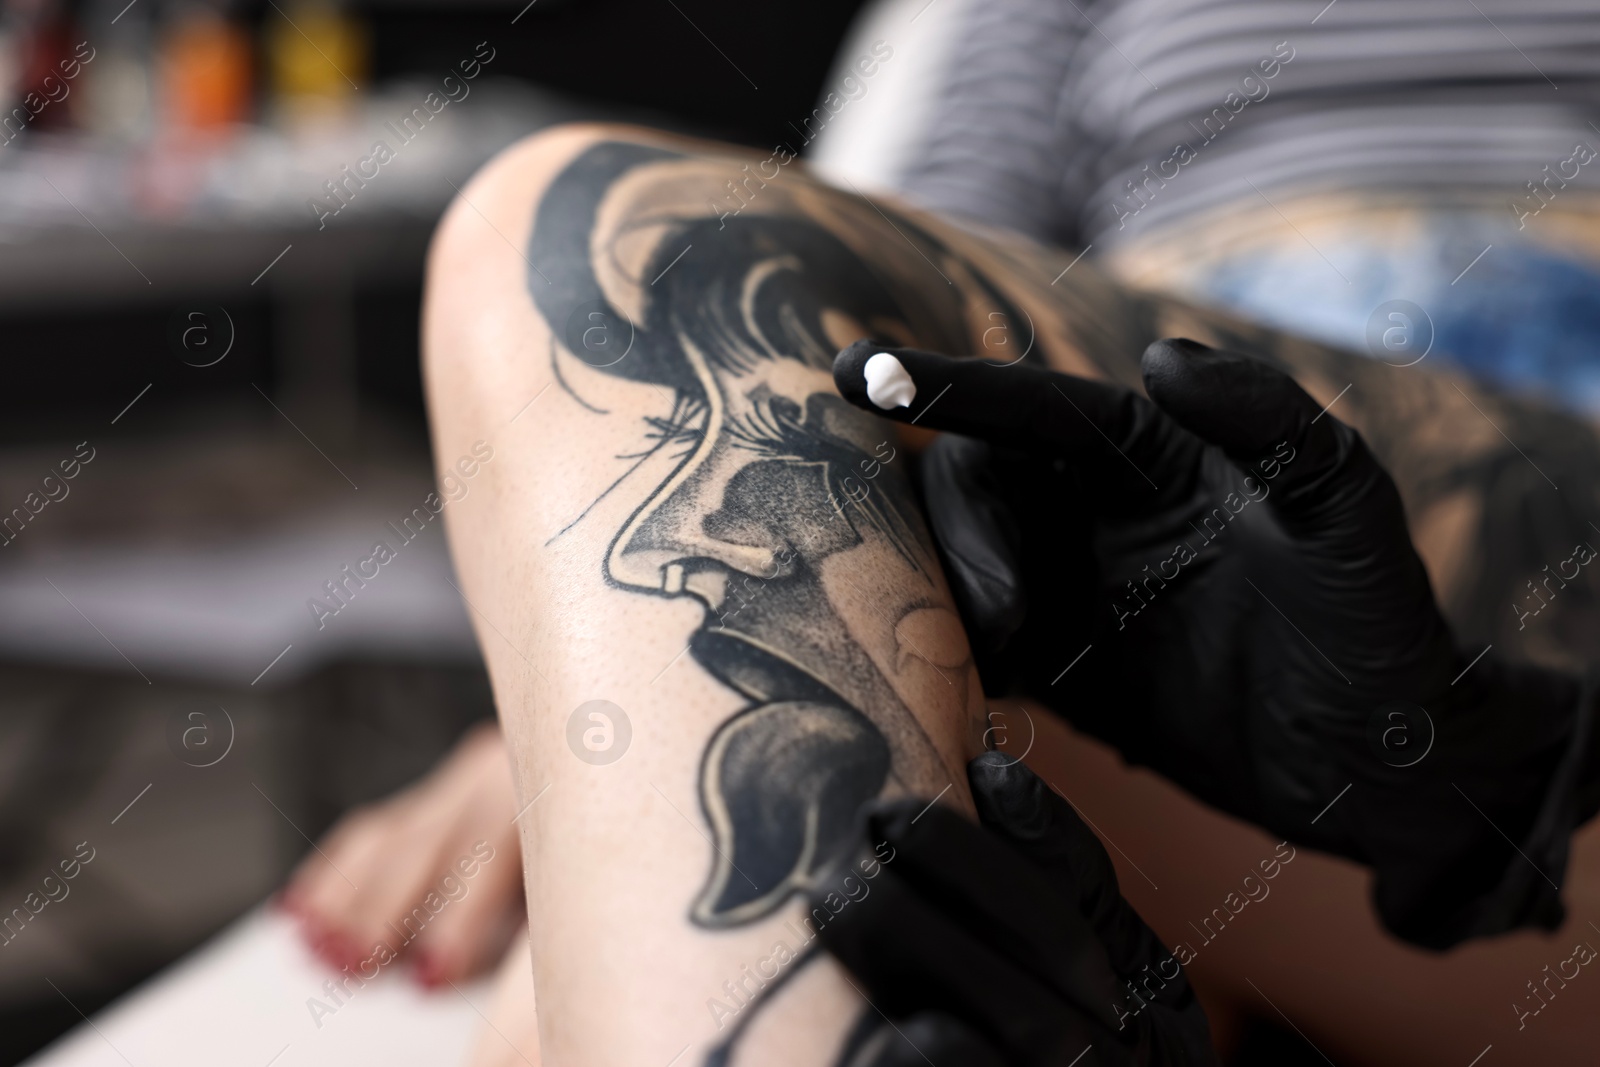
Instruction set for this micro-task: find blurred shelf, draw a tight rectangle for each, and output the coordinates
[0,78,599,310]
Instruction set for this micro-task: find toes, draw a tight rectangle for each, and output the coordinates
[284,804,394,970]
[409,830,524,986]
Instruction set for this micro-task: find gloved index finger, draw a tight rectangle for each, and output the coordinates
[833,340,1191,499]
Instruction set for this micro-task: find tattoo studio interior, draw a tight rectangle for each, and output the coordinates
[3,1,1600,1066]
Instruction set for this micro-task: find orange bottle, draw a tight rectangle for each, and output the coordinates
[160,7,253,131]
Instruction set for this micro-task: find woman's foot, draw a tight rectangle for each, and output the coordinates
[279,722,525,987]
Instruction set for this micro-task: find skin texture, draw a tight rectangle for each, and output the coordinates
[421,123,1600,1065]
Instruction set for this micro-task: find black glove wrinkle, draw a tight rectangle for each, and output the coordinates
[968,756,1216,1065]
[813,836,1109,1064]
[967,750,1056,841]
[865,799,1133,1028]
[920,435,1030,658]
[839,1014,1010,1067]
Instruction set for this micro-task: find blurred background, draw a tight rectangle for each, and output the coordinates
[0,0,871,1060]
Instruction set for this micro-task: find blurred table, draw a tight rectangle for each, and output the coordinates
[22,908,495,1067]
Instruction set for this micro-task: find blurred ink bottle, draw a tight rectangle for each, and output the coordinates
[0,0,78,137]
[263,0,365,128]
[80,0,157,140]
[157,0,254,133]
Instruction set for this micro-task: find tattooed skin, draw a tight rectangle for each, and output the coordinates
[522,136,1600,1063]
[528,141,1009,929]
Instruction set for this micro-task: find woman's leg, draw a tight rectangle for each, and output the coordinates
[423,124,993,1066]
[423,122,1600,1066]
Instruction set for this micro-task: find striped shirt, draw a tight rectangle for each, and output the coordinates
[901,0,1600,249]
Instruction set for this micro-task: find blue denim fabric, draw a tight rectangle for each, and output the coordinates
[1194,215,1600,415]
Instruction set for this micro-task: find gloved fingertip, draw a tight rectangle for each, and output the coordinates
[967,752,1053,839]
[855,795,935,852]
[834,340,935,414]
[1140,337,1311,458]
[833,339,882,411]
[1143,336,1213,365]
[863,1014,1006,1067]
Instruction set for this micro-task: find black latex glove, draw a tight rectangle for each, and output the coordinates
[834,338,1599,949]
[812,752,1215,1067]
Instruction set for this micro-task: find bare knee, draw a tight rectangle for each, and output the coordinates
[427,120,686,289]
[422,121,710,420]
[424,123,614,430]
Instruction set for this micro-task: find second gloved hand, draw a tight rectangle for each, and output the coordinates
[811,753,1216,1067]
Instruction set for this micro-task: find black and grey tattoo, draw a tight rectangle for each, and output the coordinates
[528,141,1026,936]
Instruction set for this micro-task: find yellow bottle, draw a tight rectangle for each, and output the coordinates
[264,0,367,124]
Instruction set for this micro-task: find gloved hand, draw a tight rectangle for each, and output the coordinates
[833,338,1599,948]
[811,752,1216,1067]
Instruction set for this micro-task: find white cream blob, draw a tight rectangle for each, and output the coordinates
[863,352,917,410]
